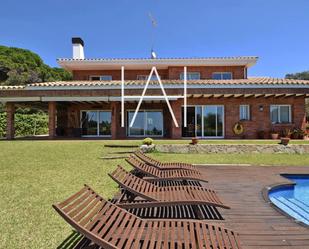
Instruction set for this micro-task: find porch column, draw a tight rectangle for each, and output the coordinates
[170,100,182,139]
[6,102,15,140]
[48,101,56,139]
[111,102,118,139]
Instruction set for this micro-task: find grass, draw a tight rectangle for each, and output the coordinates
[0,140,309,248]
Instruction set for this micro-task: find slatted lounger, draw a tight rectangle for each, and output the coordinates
[53,185,242,249]
[109,166,229,209]
[134,151,199,172]
[126,155,207,183]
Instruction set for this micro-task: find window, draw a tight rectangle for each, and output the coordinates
[212,72,232,80]
[137,75,159,80]
[90,75,112,81]
[180,72,201,80]
[81,111,111,136]
[240,105,250,120]
[181,106,224,138]
[127,110,163,136]
[270,105,291,124]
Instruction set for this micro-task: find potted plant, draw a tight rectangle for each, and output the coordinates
[303,130,309,140]
[280,128,292,146]
[298,129,306,139]
[190,137,199,145]
[142,137,154,146]
[292,128,305,139]
[270,129,279,140]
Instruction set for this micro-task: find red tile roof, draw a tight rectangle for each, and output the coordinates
[1,77,309,90]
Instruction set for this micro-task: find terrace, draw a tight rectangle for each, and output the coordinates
[1,140,309,248]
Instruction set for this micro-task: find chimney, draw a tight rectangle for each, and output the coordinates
[72,37,85,59]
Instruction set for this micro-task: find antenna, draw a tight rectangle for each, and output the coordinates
[148,12,157,59]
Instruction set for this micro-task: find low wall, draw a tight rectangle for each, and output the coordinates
[155,144,309,154]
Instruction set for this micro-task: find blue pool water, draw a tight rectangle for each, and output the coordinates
[269,175,309,225]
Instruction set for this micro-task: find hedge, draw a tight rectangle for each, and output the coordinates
[0,113,48,138]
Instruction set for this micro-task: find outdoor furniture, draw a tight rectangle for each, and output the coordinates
[109,166,229,210]
[53,185,242,249]
[126,155,207,183]
[134,151,199,172]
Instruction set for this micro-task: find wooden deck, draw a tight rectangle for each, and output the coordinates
[198,165,309,249]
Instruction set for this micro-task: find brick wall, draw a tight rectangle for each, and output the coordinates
[59,96,306,139]
[168,66,246,79]
[184,96,306,139]
[73,69,169,80]
[72,66,245,80]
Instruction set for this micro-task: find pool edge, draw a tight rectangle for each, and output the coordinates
[262,173,309,229]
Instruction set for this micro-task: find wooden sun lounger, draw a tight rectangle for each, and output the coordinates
[126,155,207,183]
[134,151,199,172]
[109,166,229,209]
[53,185,242,249]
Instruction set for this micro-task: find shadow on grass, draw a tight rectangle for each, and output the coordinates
[57,231,82,249]
[57,230,98,249]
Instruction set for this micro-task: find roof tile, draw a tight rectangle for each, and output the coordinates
[1,77,309,90]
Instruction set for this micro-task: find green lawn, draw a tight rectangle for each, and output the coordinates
[0,140,309,248]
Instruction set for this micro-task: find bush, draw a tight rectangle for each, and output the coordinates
[142,137,154,146]
[0,113,48,138]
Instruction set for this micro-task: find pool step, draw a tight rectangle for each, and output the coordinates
[271,197,309,224]
[289,198,309,211]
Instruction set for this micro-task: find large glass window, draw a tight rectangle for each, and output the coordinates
[98,112,112,136]
[146,111,163,136]
[182,106,224,138]
[128,111,145,136]
[196,106,203,137]
[212,72,232,80]
[90,75,112,81]
[204,106,217,137]
[180,72,201,80]
[128,110,163,136]
[270,105,291,124]
[81,111,111,136]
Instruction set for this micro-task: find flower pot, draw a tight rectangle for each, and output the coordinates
[191,138,198,145]
[271,133,279,140]
[280,137,290,146]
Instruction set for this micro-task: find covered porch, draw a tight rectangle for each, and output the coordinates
[2,97,182,140]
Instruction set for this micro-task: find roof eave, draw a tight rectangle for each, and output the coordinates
[57,57,258,71]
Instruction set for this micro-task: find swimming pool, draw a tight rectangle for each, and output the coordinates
[269,174,309,226]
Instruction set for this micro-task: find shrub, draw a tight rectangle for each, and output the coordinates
[0,113,48,138]
[142,137,154,146]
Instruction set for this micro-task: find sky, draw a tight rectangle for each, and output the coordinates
[1,0,309,77]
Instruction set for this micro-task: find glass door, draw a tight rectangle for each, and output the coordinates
[181,105,224,138]
[182,107,196,137]
[81,111,111,137]
[127,110,163,137]
[203,106,224,137]
[145,111,163,136]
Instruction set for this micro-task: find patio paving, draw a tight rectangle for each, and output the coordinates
[200,165,309,249]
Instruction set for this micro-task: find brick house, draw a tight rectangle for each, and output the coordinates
[1,38,308,139]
